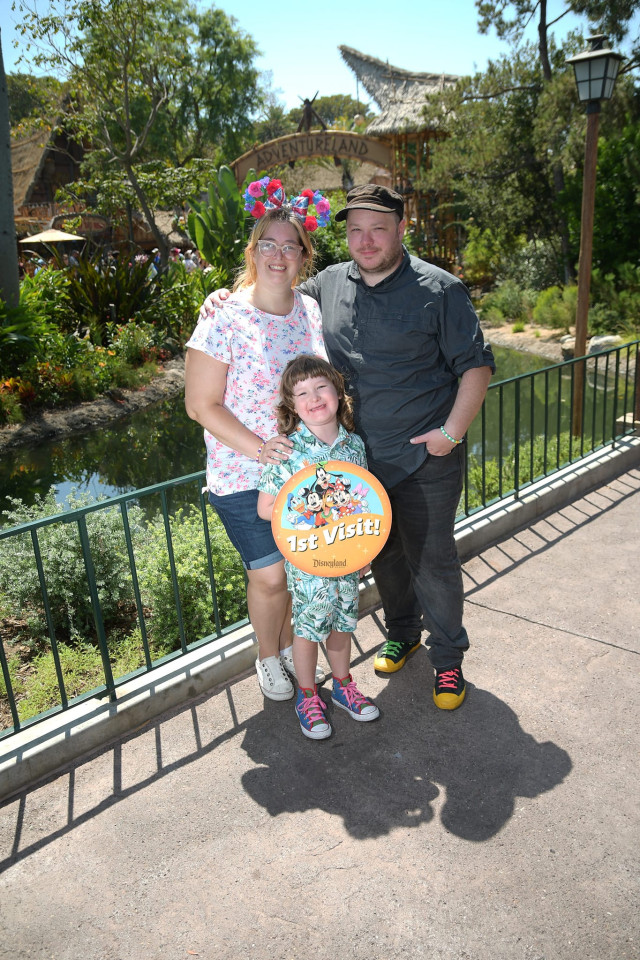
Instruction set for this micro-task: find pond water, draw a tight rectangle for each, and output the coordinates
[0,345,558,525]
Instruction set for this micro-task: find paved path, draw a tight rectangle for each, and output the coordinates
[1,469,638,960]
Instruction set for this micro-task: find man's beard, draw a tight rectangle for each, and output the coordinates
[352,244,403,279]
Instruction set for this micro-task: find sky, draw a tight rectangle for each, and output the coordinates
[1,0,636,114]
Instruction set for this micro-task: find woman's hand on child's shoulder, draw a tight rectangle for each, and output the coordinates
[257,434,294,466]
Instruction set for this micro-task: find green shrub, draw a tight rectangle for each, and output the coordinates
[498,239,563,291]
[0,490,140,644]
[480,280,532,324]
[0,491,249,726]
[312,189,350,271]
[465,431,573,510]
[461,225,503,288]
[512,321,526,333]
[532,285,577,331]
[20,266,73,330]
[0,388,24,425]
[136,263,203,343]
[109,320,160,364]
[589,262,640,338]
[135,504,247,650]
[186,165,249,285]
[64,249,161,342]
[0,298,56,378]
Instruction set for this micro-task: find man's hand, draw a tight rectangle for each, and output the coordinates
[409,427,457,457]
[199,288,231,320]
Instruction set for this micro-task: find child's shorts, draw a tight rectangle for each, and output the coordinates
[285,565,360,642]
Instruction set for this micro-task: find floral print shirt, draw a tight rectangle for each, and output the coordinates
[186,290,326,494]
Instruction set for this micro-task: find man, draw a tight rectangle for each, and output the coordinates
[205,184,495,710]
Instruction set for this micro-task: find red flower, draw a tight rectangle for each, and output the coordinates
[251,201,266,218]
[266,179,282,196]
[304,216,318,232]
[301,189,314,200]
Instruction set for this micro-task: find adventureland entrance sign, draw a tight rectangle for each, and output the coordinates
[230,132,392,184]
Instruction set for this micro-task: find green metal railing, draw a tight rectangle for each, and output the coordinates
[1,340,638,739]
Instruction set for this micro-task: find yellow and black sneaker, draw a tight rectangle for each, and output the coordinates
[373,639,421,674]
[433,666,466,710]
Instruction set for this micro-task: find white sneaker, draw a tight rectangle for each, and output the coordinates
[255,656,294,701]
[280,648,326,685]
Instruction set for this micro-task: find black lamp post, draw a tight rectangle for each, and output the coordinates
[566,35,623,436]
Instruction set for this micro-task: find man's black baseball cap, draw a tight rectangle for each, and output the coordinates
[335,184,404,222]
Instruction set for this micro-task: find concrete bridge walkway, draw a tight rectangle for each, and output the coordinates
[1,466,638,960]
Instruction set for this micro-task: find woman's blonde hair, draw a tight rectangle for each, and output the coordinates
[233,208,315,291]
[276,354,355,436]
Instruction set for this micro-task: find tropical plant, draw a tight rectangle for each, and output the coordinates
[62,249,160,341]
[186,166,250,285]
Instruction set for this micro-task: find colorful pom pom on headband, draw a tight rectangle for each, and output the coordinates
[243,177,331,232]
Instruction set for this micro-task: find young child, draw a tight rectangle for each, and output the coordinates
[257,355,380,740]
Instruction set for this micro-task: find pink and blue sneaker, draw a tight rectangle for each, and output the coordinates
[296,686,332,740]
[331,674,380,722]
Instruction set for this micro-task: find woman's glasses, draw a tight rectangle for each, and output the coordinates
[256,240,302,261]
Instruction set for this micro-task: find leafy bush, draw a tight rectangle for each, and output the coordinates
[63,249,161,342]
[589,262,640,338]
[0,490,250,726]
[461,225,503,288]
[480,280,533,325]
[20,265,73,330]
[498,239,564,291]
[0,490,140,643]
[465,431,573,511]
[136,262,203,342]
[135,504,247,650]
[0,298,55,378]
[532,285,577,331]
[312,189,350,271]
[0,385,24,425]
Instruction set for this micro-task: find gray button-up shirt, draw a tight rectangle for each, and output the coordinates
[300,250,495,487]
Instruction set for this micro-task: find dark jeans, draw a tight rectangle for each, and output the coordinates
[371,444,468,671]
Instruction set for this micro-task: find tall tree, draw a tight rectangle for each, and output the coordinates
[425,0,639,282]
[14,0,262,259]
[0,29,20,308]
[6,73,64,133]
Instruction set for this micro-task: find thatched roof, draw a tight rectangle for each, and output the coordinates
[339,46,459,135]
[10,127,54,209]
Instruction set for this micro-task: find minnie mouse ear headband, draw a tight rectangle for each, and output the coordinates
[243,177,331,232]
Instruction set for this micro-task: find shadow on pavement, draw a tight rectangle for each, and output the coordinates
[240,649,572,842]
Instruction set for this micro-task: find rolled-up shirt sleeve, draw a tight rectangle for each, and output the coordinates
[438,280,496,378]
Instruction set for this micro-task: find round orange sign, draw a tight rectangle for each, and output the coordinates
[271,460,392,577]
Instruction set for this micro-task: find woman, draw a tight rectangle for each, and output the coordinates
[184,180,330,702]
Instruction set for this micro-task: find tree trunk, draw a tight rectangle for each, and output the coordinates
[124,160,169,264]
[0,29,20,307]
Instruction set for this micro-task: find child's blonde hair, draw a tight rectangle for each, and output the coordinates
[276,354,355,435]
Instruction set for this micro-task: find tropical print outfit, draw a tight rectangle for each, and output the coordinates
[185,290,326,495]
[258,422,367,643]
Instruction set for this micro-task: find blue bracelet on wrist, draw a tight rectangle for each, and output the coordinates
[440,425,463,445]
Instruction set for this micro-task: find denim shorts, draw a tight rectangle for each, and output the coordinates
[208,488,283,571]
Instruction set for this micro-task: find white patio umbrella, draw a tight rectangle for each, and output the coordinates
[19,228,85,243]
